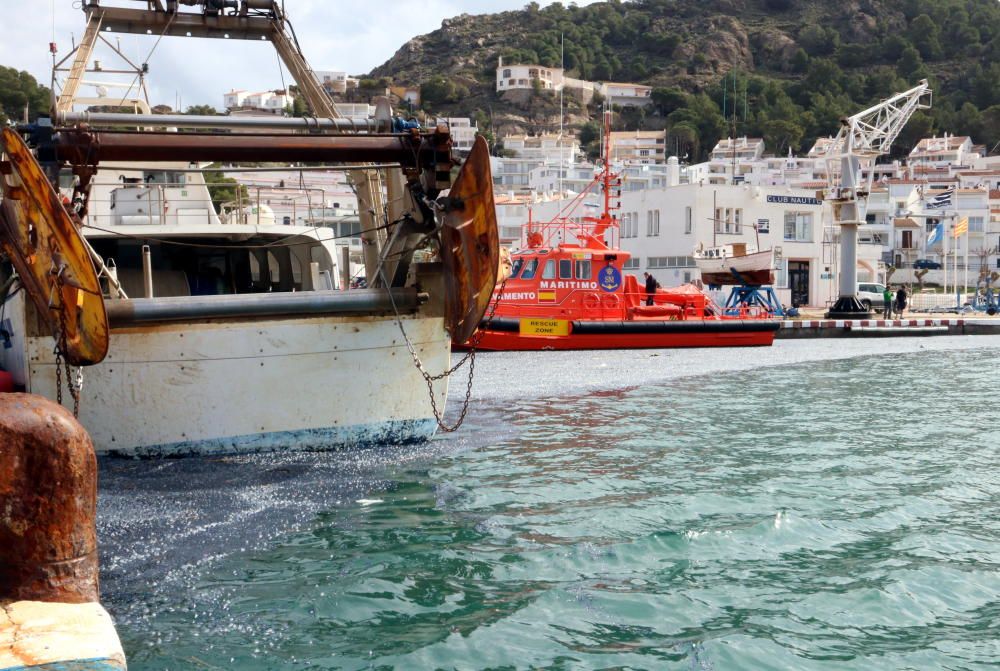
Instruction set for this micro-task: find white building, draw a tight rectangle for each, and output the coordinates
[599,82,653,107]
[496,60,564,92]
[223,89,249,109]
[225,89,293,114]
[610,130,667,165]
[495,58,652,106]
[493,133,580,192]
[529,161,675,197]
[908,135,979,169]
[434,117,478,153]
[314,70,357,95]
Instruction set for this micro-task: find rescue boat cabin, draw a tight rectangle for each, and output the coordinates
[497,222,710,322]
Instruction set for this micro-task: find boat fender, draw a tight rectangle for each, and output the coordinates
[582,293,601,310]
[602,293,621,309]
[0,370,13,393]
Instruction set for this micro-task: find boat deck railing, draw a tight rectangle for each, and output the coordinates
[77,179,342,230]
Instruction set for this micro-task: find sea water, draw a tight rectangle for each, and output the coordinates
[98,337,1000,670]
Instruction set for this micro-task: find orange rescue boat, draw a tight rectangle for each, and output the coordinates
[464,112,778,351]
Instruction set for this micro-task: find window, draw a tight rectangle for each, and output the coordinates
[775,258,788,288]
[558,259,573,279]
[541,259,556,279]
[646,210,660,237]
[784,212,813,242]
[623,257,640,270]
[970,216,985,233]
[901,230,914,249]
[510,257,524,278]
[620,212,639,238]
[713,207,744,234]
[502,69,511,78]
[575,260,592,279]
[521,258,539,280]
[646,257,694,269]
[685,207,692,234]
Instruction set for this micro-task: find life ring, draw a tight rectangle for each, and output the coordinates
[602,293,621,310]
[581,292,601,310]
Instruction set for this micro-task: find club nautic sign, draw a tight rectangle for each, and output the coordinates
[766,195,822,206]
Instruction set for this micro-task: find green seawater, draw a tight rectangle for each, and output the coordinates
[114,347,1000,670]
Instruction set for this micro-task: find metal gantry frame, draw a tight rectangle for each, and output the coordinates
[53,0,413,286]
[823,80,932,318]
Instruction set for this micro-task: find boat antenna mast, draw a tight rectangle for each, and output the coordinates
[525,108,620,251]
[579,107,621,248]
[823,79,931,318]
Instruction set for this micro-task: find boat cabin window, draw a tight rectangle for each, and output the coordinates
[143,170,187,185]
[89,238,308,297]
[541,260,556,280]
[520,258,539,280]
[510,257,525,278]
[558,259,573,279]
[575,260,592,280]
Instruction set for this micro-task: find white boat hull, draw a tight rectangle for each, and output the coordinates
[696,249,776,286]
[4,297,449,456]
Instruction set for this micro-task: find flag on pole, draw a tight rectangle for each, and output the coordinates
[926,188,954,209]
[926,220,945,246]
[953,217,968,237]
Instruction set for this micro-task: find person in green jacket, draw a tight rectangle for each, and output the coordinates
[882,286,893,318]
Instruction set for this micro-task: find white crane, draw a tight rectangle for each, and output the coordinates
[823,80,932,317]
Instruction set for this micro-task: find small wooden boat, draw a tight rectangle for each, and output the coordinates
[694,242,777,286]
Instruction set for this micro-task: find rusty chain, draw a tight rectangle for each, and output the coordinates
[381,261,507,433]
[49,263,82,417]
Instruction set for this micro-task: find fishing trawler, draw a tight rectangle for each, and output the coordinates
[466,112,777,351]
[0,0,498,456]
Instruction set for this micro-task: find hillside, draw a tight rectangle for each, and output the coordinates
[368,0,1000,160]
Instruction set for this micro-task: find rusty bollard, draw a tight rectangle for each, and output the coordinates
[0,393,98,602]
[0,393,125,670]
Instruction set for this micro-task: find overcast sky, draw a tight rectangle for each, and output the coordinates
[1,1,600,110]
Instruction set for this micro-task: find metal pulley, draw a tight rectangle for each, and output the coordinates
[0,128,109,366]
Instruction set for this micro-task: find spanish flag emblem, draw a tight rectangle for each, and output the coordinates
[538,290,557,302]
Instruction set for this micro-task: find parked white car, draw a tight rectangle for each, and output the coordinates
[857,282,888,310]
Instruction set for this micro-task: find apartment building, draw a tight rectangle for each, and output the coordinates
[609,130,667,165]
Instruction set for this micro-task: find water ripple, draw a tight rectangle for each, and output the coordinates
[105,343,1000,669]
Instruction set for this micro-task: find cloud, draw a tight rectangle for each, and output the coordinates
[1,0,599,110]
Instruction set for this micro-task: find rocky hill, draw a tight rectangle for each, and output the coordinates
[367,0,1000,160]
